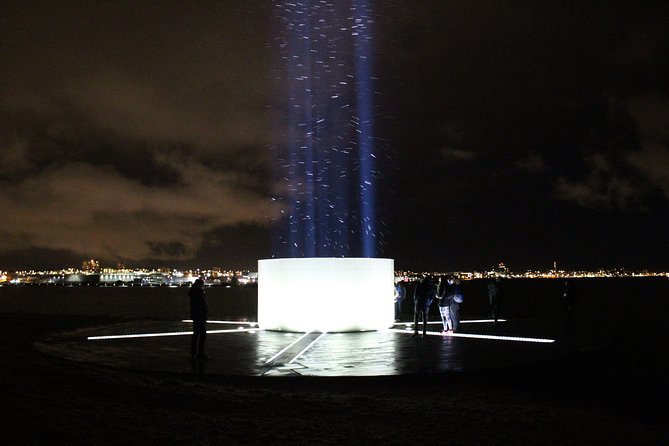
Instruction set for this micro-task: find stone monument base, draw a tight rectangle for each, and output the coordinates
[258,257,395,332]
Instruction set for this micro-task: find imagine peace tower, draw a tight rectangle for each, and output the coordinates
[259,1,393,333]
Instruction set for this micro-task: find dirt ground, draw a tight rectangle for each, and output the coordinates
[1,313,667,445]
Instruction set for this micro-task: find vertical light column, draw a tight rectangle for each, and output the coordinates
[353,0,376,258]
[273,0,379,259]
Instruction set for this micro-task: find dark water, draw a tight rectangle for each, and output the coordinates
[2,277,668,329]
[0,284,258,321]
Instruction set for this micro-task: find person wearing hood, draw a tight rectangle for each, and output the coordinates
[189,278,208,360]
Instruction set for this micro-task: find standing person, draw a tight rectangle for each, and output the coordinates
[563,280,577,325]
[436,276,454,333]
[394,280,406,321]
[446,276,464,333]
[189,278,208,360]
[413,276,436,338]
[487,277,503,325]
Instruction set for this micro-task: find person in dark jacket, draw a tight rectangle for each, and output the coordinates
[445,276,463,333]
[487,277,503,325]
[413,276,436,337]
[189,278,208,360]
[435,276,453,333]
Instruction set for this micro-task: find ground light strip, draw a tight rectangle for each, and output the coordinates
[446,332,554,343]
[87,328,257,341]
[450,319,506,324]
[288,332,328,364]
[182,320,258,326]
[401,319,506,327]
[389,329,554,343]
[264,331,313,363]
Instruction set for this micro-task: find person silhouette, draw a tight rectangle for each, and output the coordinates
[487,277,503,325]
[413,276,436,338]
[445,276,463,333]
[436,276,454,333]
[189,278,208,360]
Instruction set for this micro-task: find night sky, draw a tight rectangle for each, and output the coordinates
[2,1,668,272]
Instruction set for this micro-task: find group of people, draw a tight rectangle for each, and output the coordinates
[405,275,464,337]
[400,275,576,337]
[397,275,508,338]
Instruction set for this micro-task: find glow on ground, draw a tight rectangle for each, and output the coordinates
[388,328,554,343]
[87,328,257,340]
[89,319,553,344]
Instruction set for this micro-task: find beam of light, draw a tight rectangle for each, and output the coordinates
[388,329,555,343]
[273,1,380,258]
[288,331,328,364]
[87,328,258,341]
[353,0,376,257]
[181,320,258,326]
[264,330,314,363]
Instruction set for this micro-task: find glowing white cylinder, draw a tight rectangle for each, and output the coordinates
[258,258,395,332]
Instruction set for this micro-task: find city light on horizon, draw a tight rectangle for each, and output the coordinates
[3,262,668,286]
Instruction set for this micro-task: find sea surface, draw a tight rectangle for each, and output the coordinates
[2,277,668,333]
[0,283,258,321]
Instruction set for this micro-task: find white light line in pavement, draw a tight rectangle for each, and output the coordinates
[389,329,446,337]
[88,328,257,341]
[182,319,258,326]
[459,319,507,324]
[446,332,554,343]
[88,331,191,340]
[421,319,506,325]
[288,332,328,364]
[388,329,554,343]
[265,331,313,363]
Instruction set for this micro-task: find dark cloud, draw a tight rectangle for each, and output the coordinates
[0,157,281,262]
[554,153,645,209]
[515,154,547,173]
[627,141,669,198]
[0,0,284,268]
[441,148,476,162]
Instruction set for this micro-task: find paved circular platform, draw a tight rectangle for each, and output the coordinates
[35,318,583,377]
